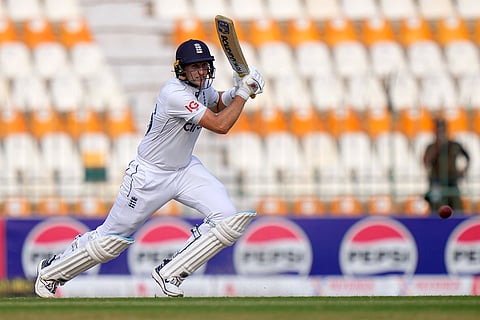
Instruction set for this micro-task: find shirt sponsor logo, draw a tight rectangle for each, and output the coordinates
[185,100,199,112]
[234,218,313,275]
[183,122,202,132]
[445,217,480,275]
[340,217,418,276]
[22,218,91,278]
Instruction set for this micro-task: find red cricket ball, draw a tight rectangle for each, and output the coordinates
[438,205,453,219]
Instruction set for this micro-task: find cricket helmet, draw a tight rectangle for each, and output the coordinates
[174,39,215,79]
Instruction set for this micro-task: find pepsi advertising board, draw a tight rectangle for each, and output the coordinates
[3,216,480,279]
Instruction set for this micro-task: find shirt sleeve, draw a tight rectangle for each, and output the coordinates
[166,89,207,123]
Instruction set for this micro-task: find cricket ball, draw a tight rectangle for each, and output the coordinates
[438,205,453,219]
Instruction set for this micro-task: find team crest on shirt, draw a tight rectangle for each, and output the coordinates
[128,196,138,209]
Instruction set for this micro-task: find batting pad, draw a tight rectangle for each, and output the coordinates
[40,235,134,282]
[159,210,256,279]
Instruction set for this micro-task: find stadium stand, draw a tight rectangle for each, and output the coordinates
[1,0,480,217]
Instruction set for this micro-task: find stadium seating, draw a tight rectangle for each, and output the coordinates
[2,0,480,217]
[36,196,70,217]
[292,196,327,216]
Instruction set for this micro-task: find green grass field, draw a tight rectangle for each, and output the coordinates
[0,296,478,320]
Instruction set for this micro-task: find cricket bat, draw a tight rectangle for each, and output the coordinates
[214,14,255,98]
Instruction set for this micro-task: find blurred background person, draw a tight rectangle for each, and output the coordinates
[423,118,470,213]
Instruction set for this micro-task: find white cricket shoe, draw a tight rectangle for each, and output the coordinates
[35,258,60,298]
[151,262,185,297]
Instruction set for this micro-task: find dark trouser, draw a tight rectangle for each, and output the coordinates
[424,181,462,213]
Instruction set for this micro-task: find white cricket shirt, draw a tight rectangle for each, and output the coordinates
[136,78,218,170]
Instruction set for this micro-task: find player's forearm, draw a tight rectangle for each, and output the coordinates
[199,96,246,134]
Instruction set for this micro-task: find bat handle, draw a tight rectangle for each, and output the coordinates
[250,94,256,99]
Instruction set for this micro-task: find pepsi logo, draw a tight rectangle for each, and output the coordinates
[22,218,91,279]
[128,218,198,275]
[234,218,312,275]
[445,217,480,275]
[340,217,418,276]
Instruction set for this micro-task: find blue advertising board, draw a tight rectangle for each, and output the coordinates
[4,215,480,279]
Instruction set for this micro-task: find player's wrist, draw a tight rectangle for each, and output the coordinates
[221,87,237,106]
[236,86,250,100]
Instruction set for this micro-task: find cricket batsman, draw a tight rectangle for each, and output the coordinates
[35,39,265,297]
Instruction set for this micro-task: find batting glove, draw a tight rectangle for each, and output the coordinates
[236,66,265,100]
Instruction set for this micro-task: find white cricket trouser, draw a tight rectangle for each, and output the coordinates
[95,156,237,238]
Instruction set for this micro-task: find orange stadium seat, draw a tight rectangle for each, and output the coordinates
[0,108,28,136]
[473,109,480,136]
[0,17,19,43]
[367,195,395,216]
[36,196,70,217]
[66,108,104,140]
[329,195,364,217]
[73,196,107,217]
[59,17,94,48]
[251,107,288,137]
[248,17,284,47]
[290,106,323,138]
[292,196,326,217]
[105,107,137,140]
[436,16,471,46]
[1,196,32,218]
[173,18,209,46]
[361,16,396,47]
[255,196,290,216]
[30,108,66,139]
[22,17,56,48]
[461,197,474,215]
[228,111,252,135]
[326,107,363,139]
[396,107,435,140]
[442,107,470,137]
[399,16,434,47]
[403,196,431,217]
[324,17,358,47]
[474,19,480,45]
[365,107,392,140]
[287,17,322,47]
